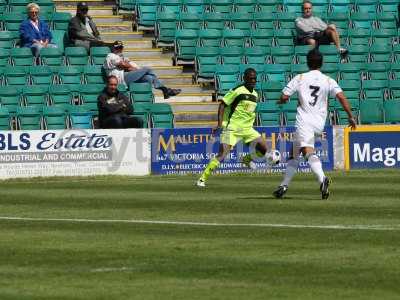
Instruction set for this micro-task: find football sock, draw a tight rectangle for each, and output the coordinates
[281,158,298,186]
[200,158,220,182]
[307,154,325,184]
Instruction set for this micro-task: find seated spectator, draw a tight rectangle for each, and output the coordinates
[68,2,113,51]
[295,1,348,55]
[104,41,181,99]
[98,75,143,129]
[19,3,57,57]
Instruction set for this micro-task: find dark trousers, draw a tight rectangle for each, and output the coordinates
[101,115,143,129]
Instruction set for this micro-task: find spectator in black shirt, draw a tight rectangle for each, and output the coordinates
[98,75,143,129]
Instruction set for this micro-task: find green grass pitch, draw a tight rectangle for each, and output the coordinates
[1,169,400,299]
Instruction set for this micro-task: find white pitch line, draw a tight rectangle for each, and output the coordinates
[0,216,399,231]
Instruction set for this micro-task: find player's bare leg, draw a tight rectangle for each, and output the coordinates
[326,25,348,56]
[197,143,232,187]
[301,147,331,199]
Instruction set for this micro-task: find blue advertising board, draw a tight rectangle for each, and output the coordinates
[151,126,334,175]
[344,125,400,170]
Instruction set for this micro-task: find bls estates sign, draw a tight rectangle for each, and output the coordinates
[344,125,400,170]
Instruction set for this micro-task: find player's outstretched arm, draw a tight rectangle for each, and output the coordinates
[277,94,290,105]
[336,92,357,130]
[212,101,225,134]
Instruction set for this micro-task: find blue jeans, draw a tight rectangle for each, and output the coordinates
[31,42,58,57]
[124,67,163,89]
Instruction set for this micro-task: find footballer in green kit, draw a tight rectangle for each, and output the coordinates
[197,68,278,187]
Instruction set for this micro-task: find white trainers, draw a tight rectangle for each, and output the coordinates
[196,179,206,187]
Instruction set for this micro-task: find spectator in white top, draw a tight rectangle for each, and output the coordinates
[295,1,348,55]
[103,41,181,99]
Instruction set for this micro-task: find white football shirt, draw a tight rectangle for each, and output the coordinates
[103,53,126,85]
[282,70,342,131]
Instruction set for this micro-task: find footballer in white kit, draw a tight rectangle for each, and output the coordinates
[273,49,357,200]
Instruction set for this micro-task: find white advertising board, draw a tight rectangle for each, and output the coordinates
[0,129,151,179]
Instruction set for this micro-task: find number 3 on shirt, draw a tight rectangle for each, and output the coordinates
[309,85,320,106]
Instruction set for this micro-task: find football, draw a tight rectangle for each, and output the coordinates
[266,150,281,166]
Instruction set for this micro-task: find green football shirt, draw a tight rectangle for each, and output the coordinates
[221,85,258,129]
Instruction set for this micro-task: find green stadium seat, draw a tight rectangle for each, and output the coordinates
[388,80,400,100]
[133,102,152,115]
[129,82,154,103]
[220,46,244,65]
[203,12,228,30]
[369,44,392,63]
[0,31,15,49]
[256,101,281,113]
[178,12,202,30]
[250,28,274,47]
[244,47,268,65]
[0,0,6,14]
[229,12,253,35]
[10,48,34,67]
[362,80,388,101]
[375,12,397,29]
[137,0,157,29]
[274,29,294,46]
[338,62,365,80]
[0,86,21,115]
[222,28,246,47]
[151,103,174,128]
[7,0,29,14]
[29,65,54,86]
[195,47,219,80]
[271,46,294,65]
[51,12,71,31]
[321,63,339,79]
[0,48,10,67]
[16,106,42,130]
[359,100,384,124]
[174,29,198,63]
[40,47,64,68]
[23,86,49,108]
[281,100,298,125]
[2,12,24,32]
[65,47,89,67]
[347,45,369,63]
[290,64,308,77]
[118,0,136,11]
[294,45,313,56]
[339,79,362,93]
[327,12,350,31]
[335,98,360,125]
[69,114,93,129]
[58,66,82,84]
[379,0,398,13]
[347,28,370,46]
[159,0,181,14]
[0,107,11,130]
[210,0,233,14]
[4,65,28,86]
[90,46,110,65]
[183,0,204,14]
[258,0,280,13]
[350,12,375,29]
[215,64,239,95]
[384,100,400,124]
[83,65,105,84]
[390,63,400,80]
[253,12,276,30]
[155,11,177,46]
[79,84,104,104]
[49,85,73,105]
[318,45,341,64]
[258,112,281,126]
[50,30,66,52]
[366,62,390,80]
[233,0,256,13]
[261,81,284,101]
[42,105,68,129]
[371,28,396,45]
[355,0,378,13]
[198,28,222,47]
[276,12,297,29]
[264,64,287,83]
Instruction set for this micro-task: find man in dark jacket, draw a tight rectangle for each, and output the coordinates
[68,2,112,51]
[98,75,143,129]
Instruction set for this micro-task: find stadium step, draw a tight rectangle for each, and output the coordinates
[155,92,213,103]
[158,75,193,85]
[101,31,144,40]
[175,120,217,128]
[132,57,173,67]
[54,0,114,6]
[174,111,217,122]
[96,23,133,32]
[152,66,183,76]
[57,6,113,15]
[91,15,124,23]
[170,102,219,113]
[104,39,153,49]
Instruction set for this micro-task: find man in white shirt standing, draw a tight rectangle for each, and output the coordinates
[273,49,356,200]
[104,41,181,99]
